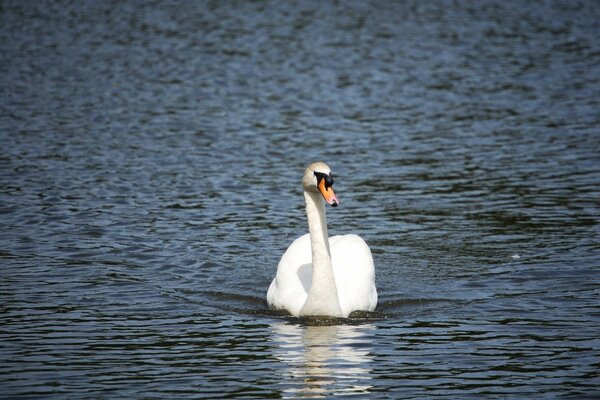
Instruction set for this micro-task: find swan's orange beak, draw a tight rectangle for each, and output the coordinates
[318,178,339,207]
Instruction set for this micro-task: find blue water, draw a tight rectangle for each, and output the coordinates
[1,0,599,398]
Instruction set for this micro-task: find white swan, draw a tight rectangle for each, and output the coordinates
[267,162,377,317]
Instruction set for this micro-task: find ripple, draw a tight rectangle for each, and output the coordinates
[1,0,600,398]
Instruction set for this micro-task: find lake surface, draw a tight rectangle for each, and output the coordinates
[1,0,599,398]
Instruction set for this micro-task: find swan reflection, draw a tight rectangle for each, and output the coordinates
[270,322,374,398]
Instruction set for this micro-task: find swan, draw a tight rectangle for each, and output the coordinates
[267,162,377,317]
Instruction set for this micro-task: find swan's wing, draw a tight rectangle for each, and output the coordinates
[267,233,312,316]
[331,234,378,315]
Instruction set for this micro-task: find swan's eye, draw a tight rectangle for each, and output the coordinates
[326,174,334,188]
[314,172,334,189]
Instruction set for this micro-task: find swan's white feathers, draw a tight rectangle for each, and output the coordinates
[330,234,377,316]
[267,233,377,317]
[267,234,312,316]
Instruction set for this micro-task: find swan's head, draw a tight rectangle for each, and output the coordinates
[303,162,339,207]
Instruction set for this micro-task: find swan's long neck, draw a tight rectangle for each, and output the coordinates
[300,190,343,317]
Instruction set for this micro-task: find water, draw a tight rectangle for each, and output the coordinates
[1,0,599,398]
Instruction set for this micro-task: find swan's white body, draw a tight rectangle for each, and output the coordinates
[267,162,377,317]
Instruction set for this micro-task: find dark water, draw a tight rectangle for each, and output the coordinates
[2,0,600,398]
